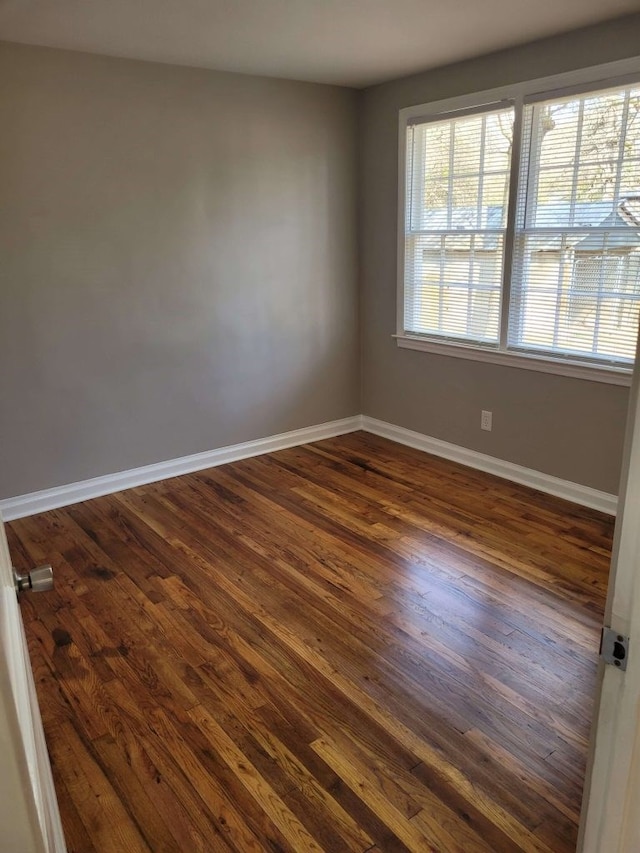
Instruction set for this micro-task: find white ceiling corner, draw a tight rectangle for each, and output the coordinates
[0,0,639,88]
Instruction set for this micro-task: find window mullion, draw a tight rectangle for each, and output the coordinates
[470,118,487,341]
[476,116,487,230]
[593,236,611,354]
[553,238,569,349]
[568,101,586,225]
[438,235,445,331]
[612,90,631,204]
[499,96,523,352]
[467,235,475,333]
[447,122,455,229]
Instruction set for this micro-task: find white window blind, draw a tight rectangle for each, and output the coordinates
[404,105,514,345]
[511,85,640,365]
[400,77,640,374]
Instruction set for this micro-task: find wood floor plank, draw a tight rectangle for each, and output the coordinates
[48,720,153,853]
[115,489,574,845]
[8,431,612,852]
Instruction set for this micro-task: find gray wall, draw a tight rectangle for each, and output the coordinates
[3,18,640,502]
[360,15,640,495]
[0,43,359,499]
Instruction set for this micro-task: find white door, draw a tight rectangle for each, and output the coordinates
[0,511,66,853]
[580,354,640,851]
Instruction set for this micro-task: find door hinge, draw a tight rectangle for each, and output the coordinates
[600,627,629,671]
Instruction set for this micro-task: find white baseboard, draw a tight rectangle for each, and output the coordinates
[0,416,363,521]
[0,413,617,521]
[361,416,618,516]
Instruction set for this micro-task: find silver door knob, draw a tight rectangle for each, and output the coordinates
[13,565,54,593]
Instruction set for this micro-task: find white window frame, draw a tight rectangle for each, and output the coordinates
[397,58,640,387]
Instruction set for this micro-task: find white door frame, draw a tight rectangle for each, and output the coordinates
[0,515,66,853]
[579,336,640,851]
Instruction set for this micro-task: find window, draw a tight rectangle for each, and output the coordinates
[400,76,640,379]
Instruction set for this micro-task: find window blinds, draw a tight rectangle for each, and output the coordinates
[402,80,640,369]
[404,105,515,345]
[510,85,640,364]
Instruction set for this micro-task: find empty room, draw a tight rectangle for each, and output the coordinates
[2,3,640,852]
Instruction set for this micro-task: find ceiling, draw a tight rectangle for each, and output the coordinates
[1,0,639,88]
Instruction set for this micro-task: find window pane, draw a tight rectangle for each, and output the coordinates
[410,108,513,230]
[512,84,640,364]
[405,234,503,343]
[510,234,640,362]
[453,117,482,175]
[403,81,640,369]
[526,89,640,227]
[404,104,513,345]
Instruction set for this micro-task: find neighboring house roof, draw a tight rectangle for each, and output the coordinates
[420,204,503,234]
[574,207,640,252]
[419,195,640,253]
[619,196,640,228]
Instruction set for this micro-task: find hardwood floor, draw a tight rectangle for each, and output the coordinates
[7,431,613,852]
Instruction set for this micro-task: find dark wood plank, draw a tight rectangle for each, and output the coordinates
[8,431,612,852]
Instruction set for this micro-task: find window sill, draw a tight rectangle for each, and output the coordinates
[394,335,633,386]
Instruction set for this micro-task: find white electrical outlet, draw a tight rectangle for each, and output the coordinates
[481,410,492,431]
